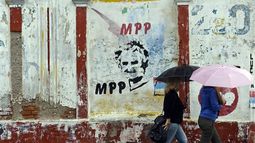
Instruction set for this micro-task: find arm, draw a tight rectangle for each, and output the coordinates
[215,88,226,105]
[217,93,226,105]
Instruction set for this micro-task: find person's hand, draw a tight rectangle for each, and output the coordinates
[215,87,226,105]
[218,92,226,105]
[221,95,226,105]
[163,119,170,130]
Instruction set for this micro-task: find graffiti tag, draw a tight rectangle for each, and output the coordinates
[120,22,151,35]
[191,4,250,35]
[95,81,126,94]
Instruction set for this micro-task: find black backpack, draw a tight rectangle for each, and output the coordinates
[148,114,168,143]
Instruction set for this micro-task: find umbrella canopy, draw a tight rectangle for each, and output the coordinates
[190,64,253,88]
[156,65,200,82]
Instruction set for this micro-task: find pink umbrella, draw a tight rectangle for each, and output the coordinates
[190,64,253,88]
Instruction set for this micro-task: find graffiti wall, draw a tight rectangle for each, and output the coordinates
[87,0,179,117]
[189,0,255,121]
[0,0,255,142]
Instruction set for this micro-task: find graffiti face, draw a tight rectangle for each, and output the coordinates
[119,45,144,77]
[115,40,149,91]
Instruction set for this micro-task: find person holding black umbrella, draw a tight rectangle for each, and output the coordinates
[153,64,199,143]
[155,64,199,143]
[162,79,187,143]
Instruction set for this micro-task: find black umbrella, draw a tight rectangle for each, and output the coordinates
[155,65,200,82]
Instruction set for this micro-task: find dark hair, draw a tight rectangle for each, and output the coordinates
[114,40,149,73]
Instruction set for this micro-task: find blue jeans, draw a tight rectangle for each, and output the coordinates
[165,123,188,143]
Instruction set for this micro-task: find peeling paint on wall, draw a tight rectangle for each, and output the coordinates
[22,2,41,100]
[0,120,251,142]
[0,40,5,48]
[51,0,77,108]
[0,0,255,142]
[88,0,178,118]
[21,0,77,109]
[0,2,11,117]
[189,0,255,121]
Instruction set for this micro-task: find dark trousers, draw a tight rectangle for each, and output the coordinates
[198,116,221,143]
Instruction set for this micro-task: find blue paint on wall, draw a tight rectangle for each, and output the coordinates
[212,9,217,14]
[126,7,147,23]
[191,5,203,16]
[145,24,165,60]
[229,4,250,35]
[191,17,210,35]
[191,4,250,35]
[0,40,5,48]
[24,62,39,79]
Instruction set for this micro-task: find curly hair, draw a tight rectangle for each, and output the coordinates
[114,40,149,73]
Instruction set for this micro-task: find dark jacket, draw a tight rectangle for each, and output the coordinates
[163,89,185,124]
[199,86,222,121]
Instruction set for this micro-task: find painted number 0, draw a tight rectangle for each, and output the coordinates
[229,4,250,35]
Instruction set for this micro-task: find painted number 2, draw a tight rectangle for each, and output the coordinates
[191,4,250,35]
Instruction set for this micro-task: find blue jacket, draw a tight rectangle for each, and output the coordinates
[199,86,222,121]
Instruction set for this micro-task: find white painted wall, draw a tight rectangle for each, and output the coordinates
[3,0,254,121]
[0,1,11,112]
[22,0,77,108]
[49,0,77,108]
[87,0,179,118]
[22,0,42,101]
[189,0,255,121]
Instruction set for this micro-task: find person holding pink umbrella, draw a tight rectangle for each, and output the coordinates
[198,86,226,143]
[190,64,253,143]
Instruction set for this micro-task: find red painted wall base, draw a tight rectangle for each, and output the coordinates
[0,120,254,143]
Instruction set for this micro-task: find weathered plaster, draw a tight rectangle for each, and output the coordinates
[0,120,252,142]
[22,0,77,108]
[0,1,11,115]
[87,0,179,118]
[1,0,254,142]
[189,0,255,121]
[22,1,41,100]
[50,0,77,108]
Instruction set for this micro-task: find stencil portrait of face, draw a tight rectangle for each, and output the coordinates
[115,40,149,91]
